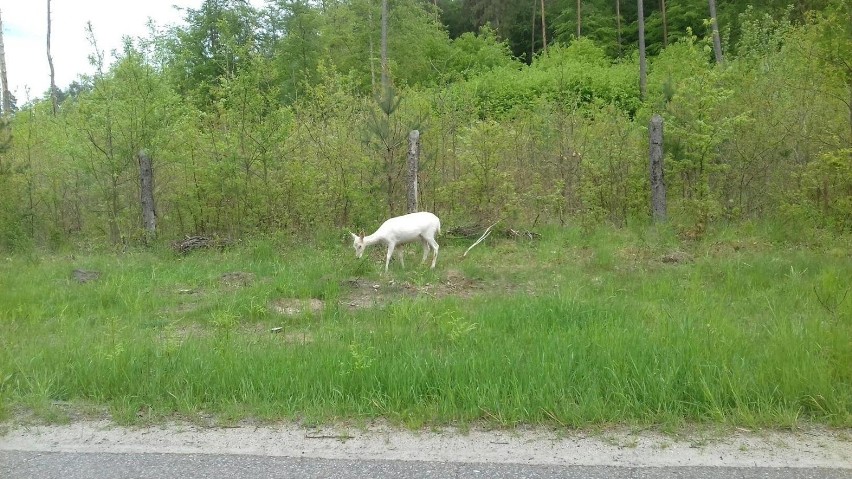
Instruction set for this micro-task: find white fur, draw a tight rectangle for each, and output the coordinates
[351,212,441,272]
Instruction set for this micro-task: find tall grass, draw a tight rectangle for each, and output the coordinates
[0,226,849,428]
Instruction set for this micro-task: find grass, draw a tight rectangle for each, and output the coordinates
[0,224,850,429]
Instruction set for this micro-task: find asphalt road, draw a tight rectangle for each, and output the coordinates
[2,450,850,479]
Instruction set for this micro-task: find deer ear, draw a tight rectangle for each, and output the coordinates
[359,231,365,239]
[349,231,358,241]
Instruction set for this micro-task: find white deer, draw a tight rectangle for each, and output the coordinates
[350,212,441,272]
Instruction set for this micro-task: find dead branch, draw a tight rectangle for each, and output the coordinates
[463,219,501,257]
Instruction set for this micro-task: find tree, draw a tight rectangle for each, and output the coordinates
[47,0,57,114]
[708,0,723,64]
[814,1,852,147]
[161,0,259,108]
[615,0,622,56]
[68,43,185,243]
[575,0,580,38]
[0,8,11,115]
[381,0,389,92]
[637,0,647,100]
[262,0,325,103]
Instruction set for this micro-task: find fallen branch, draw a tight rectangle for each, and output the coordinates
[172,235,235,255]
[505,228,541,240]
[463,219,501,257]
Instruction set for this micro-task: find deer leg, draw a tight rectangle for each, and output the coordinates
[421,239,429,264]
[385,242,396,272]
[425,237,439,269]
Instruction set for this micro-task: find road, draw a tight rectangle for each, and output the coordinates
[1,421,850,478]
[3,450,850,479]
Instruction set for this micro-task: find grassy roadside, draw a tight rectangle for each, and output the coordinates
[0,224,850,429]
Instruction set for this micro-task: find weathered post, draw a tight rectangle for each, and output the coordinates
[406,130,420,214]
[649,114,667,222]
[138,150,157,242]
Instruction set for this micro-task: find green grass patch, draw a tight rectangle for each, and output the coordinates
[0,225,849,428]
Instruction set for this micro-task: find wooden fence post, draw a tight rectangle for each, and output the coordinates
[649,114,667,223]
[138,150,157,242]
[406,130,420,214]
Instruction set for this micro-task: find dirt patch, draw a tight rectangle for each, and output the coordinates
[340,269,482,310]
[219,272,255,288]
[270,298,325,316]
[71,269,101,283]
[661,251,695,264]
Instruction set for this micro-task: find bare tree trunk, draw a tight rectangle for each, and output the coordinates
[541,0,547,53]
[575,0,580,38]
[368,9,376,92]
[708,0,723,64]
[47,0,57,115]
[0,9,11,115]
[637,0,647,101]
[138,150,157,243]
[380,0,389,92]
[615,0,622,57]
[660,0,668,47]
[531,0,536,58]
[406,130,420,214]
[649,115,667,222]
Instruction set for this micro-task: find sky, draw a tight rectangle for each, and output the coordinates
[0,0,263,104]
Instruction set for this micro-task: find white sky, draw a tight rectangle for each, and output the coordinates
[0,0,263,104]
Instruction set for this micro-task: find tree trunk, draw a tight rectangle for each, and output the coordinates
[649,114,667,222]
[47,0,57,115]
[541,0,547,53]
[530,0,536,58]
[380,0,389,93]
[660,0,668,47]
[708,0,723,64]
[0,8,11,115]
[637,0,647,100]
[406,130,420,214]
[575,0,580,38]
[138,150,157,243]
[615,0,622,57]
[368,9,375,92]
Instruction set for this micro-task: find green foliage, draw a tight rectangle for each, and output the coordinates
[263,0,326,103]
[664,67,749,229]
[456,38,639,117]
[796,149,852,231]
[159,0,261,108]
[646,33,708,107]
[0,0,850,251]
[442,26,518,81]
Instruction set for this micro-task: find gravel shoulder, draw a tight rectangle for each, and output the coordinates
[1,421,849,468]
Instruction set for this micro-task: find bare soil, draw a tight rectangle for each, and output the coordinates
[339,268,482,310]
